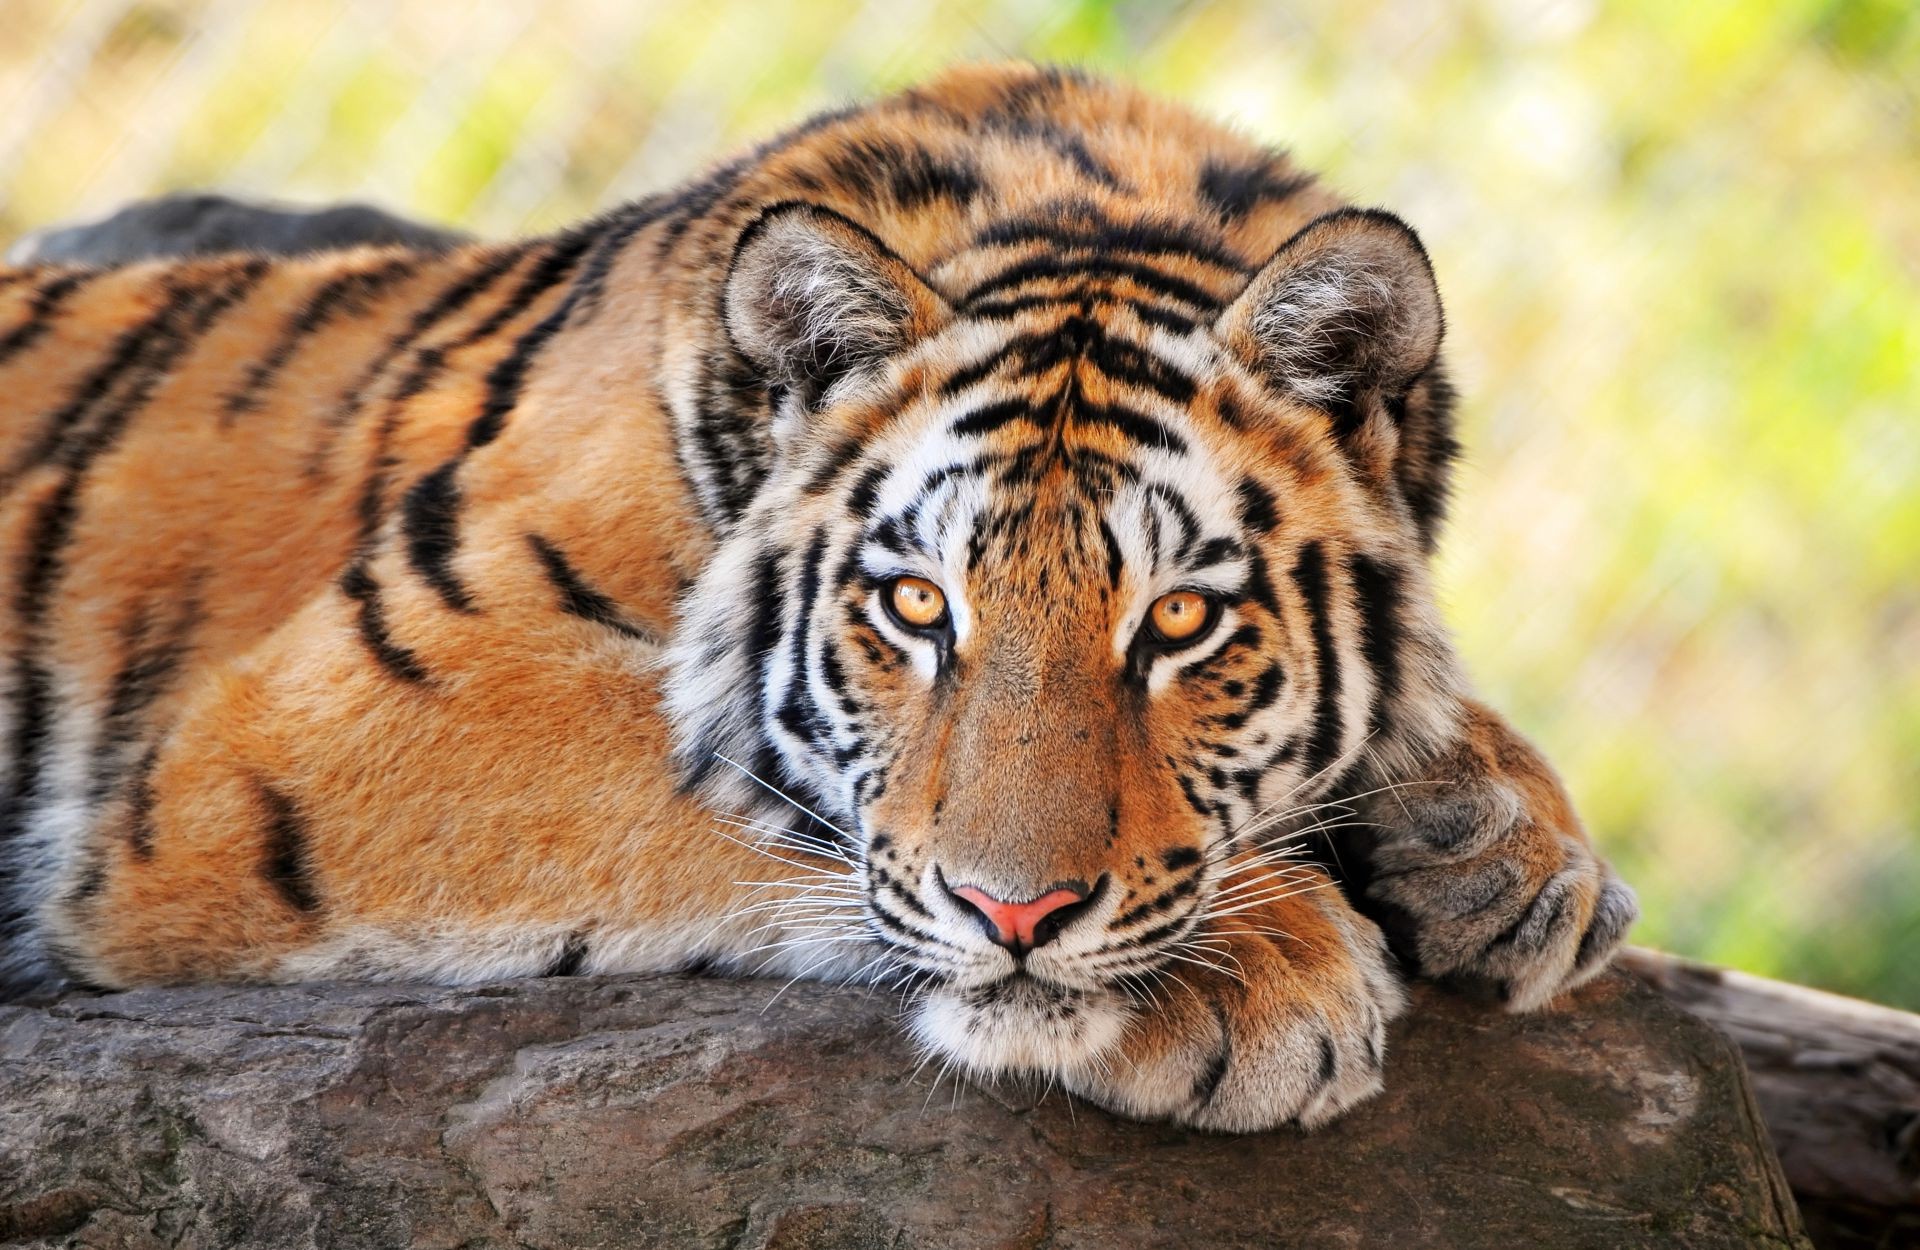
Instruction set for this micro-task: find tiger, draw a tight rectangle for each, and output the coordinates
[0,63,1636,1131]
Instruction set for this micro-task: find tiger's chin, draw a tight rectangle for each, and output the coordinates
[905,972,1132,1078]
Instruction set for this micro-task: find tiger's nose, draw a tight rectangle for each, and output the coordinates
[939,872,1097,953]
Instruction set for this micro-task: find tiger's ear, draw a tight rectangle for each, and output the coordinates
[1215,208,1443,441]
[723,202,948,415]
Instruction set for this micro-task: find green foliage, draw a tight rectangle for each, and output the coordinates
[1,0,1913,1005]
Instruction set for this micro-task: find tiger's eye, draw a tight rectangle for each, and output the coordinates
[889,576,949,629]
[1148,590,1211,643]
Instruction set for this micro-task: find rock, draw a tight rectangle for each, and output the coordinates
[4,194,468,267]
[0,971,1806,1249]
[1621,949,1920,1250]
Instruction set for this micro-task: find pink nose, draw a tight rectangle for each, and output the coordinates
[946,881,1091,952]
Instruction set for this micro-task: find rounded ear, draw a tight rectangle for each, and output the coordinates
[1214,208,1443,438]
[723,202,949,413]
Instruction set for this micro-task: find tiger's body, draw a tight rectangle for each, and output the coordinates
[0,65,1635,1130]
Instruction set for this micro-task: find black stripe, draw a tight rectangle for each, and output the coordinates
[1113,876,1199,929]
[1315,1031,1338,1086]
[1076,400,1188,455]
[1347,554,1404,739]
[2,277,203,492]
[936,351,1006,397]
[1099,519,1123,589]
[965,293,1200,336]
[845,465,889,519]
[1193,1002,1233,1107]
[985,116,1126,191]
[1127,303,1200,335]
[256,780,320,913]
[383,232,596,449]
[1236,477,1280,534]
[0,270,96,370]
[982,322,1199,407]
[401,460,478,614]
[1246,662,1286,714]
[466,220,638,453]
[950,397,1032,439]
[1290,541,1345,779]
[317,244,534,454]
[774,534,832,748]
[222,256,417,422]
[887,148,981,210]
[1080,330,1196,405]
[339,560,430,684]
[543,931,590,977]
[974,210,1248,275]
[125,744,160,860]
[526,533,657,642]
[1143,485,1200,564]
[960,255,1221,313]
[1198,156,1315,222]
[88,587,202,805]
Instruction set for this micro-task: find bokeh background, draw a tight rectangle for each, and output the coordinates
[2,0,1915,1007]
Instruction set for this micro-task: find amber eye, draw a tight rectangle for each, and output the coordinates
[887,576,949,631]
[1147,590,1213,645]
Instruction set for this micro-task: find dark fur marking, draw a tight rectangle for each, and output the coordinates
[222,256,416,421]
[527,534,657,642]
[951,397,1033,439]
[1315,1030,1338,1085]
[1236,477,1280,534]
[1290,542,1345,779]
[339,560,430,684]
[1348,553,1404,739]
[256,780,320,914]
[544,932,590,977]
[125,745,161,861]
[1194,1001,1234,1107]
[402,460,479,614]
[1198,156,1315,222]
[0,270,97,370]
[1152,841,1198,871]
[960,254,1220,313]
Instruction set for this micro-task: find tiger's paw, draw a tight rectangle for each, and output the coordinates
[910,868,1407,1133]
[1073,888,1406,1131]
[1357,704,1640,1011]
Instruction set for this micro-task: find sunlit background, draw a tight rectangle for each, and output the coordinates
[2,0,1915,1007]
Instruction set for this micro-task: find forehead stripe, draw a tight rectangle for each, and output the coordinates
[971,212,1250,275]
[959,255,1223,312]
[950,397,1032,438]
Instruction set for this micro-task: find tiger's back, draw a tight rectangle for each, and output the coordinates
[0,236,700,990]
[0,64,1392,995]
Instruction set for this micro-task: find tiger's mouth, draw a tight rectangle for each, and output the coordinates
[904,965,1135,1076]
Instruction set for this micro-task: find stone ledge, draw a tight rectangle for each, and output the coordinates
[0,971,1807,1249]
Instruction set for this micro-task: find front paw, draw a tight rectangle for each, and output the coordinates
[1358,709,1639,1010]
[1067,878,1406,1132]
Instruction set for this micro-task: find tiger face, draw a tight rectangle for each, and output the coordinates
[668,200,1465,1073]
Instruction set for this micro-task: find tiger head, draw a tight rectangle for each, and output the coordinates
[666,197,1467,1072]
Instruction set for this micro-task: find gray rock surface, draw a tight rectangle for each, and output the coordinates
[0,971,1807,1249]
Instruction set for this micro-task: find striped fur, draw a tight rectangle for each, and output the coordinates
[0,65,1633,1130]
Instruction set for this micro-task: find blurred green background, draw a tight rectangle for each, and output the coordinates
[2,0,1915,1007]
